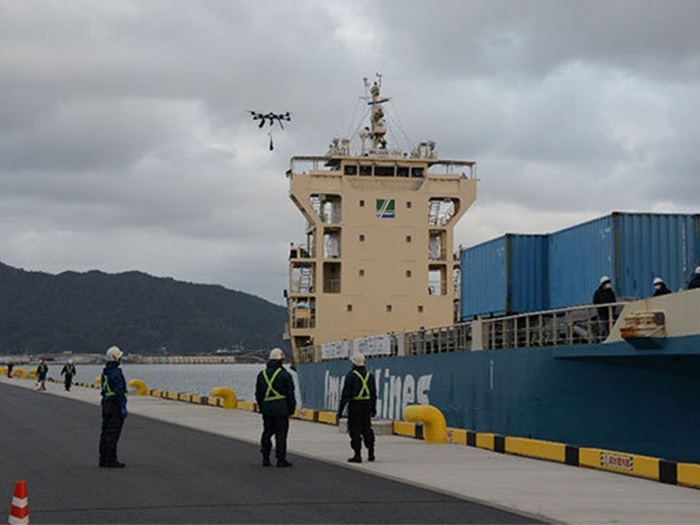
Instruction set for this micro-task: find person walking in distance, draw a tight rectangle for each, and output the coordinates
[36,358,48,391]
[255,348,296,467]
[99,346,127,468]
[61,359,77,391]
[337,352,377,463]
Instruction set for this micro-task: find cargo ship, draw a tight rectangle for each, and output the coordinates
[286,77,700,463]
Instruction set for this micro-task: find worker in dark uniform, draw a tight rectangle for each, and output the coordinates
[7,363,14,379]
[36,358,48,391]
[99,346,127,468]
[60,359,77,391]
[593,276,616,339]
[337,352,377,463]
[688,266,700,290]
[653,278,672,296]
[255,348,296,467]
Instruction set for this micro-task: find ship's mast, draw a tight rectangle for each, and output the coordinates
[363,74,390,154]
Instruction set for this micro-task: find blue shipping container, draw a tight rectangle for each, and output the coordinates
[461,234,548,319]
[548,212,700,308]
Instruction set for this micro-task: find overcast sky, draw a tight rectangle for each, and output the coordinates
[1,0,699,304]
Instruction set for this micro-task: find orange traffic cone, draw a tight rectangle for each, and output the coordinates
[8,480,28,525]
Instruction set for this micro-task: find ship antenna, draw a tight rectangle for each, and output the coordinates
[366,73,390,153]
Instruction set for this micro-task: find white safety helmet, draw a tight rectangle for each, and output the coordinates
[653,277,664,286]
[350,352,366,367]
[599,276,611,285]
[695,266,700,275]
[68,358,74,364]
[269,348,284,361]
[106,346,123,362]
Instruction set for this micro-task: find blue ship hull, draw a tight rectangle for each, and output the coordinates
[295,334,700,463]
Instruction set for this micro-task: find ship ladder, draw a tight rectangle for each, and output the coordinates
[428,200,441,225]
[299,266,313,293]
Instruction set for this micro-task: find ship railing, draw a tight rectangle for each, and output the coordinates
[405,324,473,356]
[289,242,314,259]
[297,345,314,364]
[480,302,628,350]
[294,302,629,364]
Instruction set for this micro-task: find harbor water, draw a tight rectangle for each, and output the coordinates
[40,363,300,403]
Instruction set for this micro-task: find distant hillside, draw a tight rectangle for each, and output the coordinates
[0,261,288,355]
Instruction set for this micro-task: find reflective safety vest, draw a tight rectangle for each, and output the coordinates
[262,368,286,402]
[352,370,371,400]
[65,365,76,375]
[102,374,114,397]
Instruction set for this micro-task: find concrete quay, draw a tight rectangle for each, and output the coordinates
[2,375,700,524]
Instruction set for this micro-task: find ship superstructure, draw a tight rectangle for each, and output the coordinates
[287,78,477,362]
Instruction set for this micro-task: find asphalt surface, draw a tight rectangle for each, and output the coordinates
[0,382,542,524]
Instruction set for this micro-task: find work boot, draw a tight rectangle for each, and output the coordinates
[277,459,293,468]
[347,454,362,463]
[368,450,376,462]
[102,461,125,468]
[262,456,271,467]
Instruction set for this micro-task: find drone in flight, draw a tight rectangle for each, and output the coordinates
[248,111,292,151]
[248,111,292,129]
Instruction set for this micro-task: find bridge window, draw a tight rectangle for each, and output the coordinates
[375,166,395,177]
[360,165,372,176]
[344,165,358,175]
[397,166,409,177]
[411,167,424,178]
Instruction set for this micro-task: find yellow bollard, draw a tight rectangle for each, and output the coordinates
[403,405,447,444]
[94,377,102,384]
[210,387,238,409]
[128,379,148,396]
[13,367,28,379]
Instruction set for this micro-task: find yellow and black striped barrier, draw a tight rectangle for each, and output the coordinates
[440,427,699,489]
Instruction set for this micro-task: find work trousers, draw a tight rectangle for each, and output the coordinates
[348,402,375,454]
[260,415,289,460]
[64,374,73,391]
[99,402,125,464]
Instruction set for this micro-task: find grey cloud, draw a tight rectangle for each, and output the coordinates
[1,0,699,303]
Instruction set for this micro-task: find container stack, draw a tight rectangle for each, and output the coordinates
[460,212,700,320]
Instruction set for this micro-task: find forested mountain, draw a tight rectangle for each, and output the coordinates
[0,261,287,355]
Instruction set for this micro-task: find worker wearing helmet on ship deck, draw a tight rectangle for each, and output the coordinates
[593,276,617,339]
[337,352,377,463]
[255,348,296,467]
[653,277,672,296]
[99,346,127,468]
[688,266,700,290]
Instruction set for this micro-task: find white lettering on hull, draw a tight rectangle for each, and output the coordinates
[324,367,433,420]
